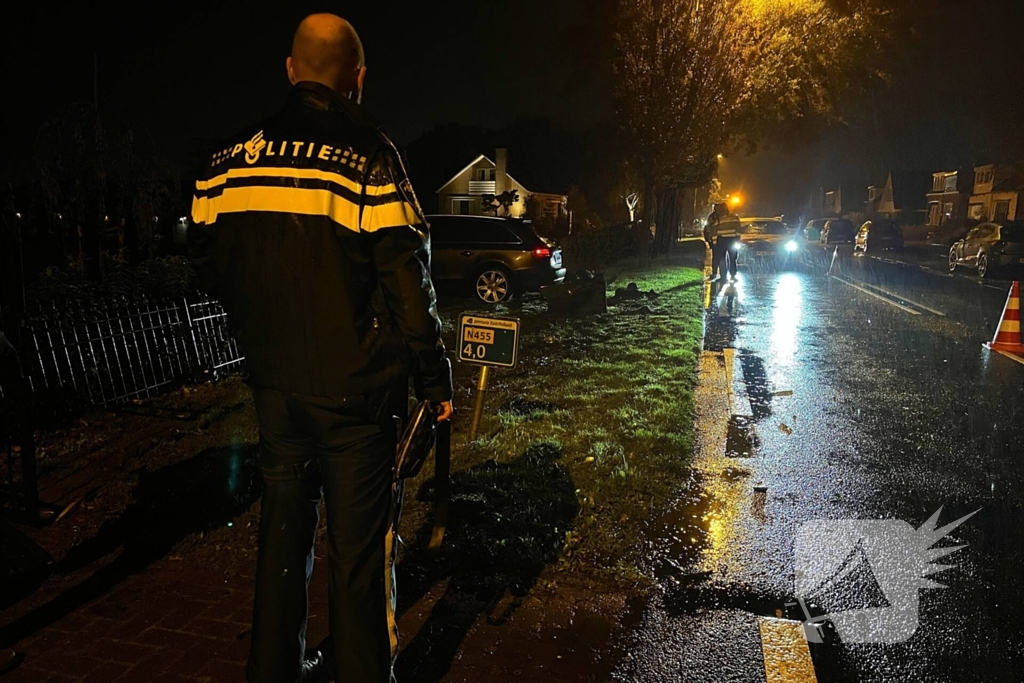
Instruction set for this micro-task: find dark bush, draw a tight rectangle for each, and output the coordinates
[561,223,638,273]
[26,256,197,309]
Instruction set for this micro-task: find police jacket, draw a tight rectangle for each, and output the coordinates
[189,82,452,403]
[705,213,742,241]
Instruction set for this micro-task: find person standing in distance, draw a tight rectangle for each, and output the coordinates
[189,14,453,683]
[704,202,742,280]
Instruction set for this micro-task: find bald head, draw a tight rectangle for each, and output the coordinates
[287,14,366,98]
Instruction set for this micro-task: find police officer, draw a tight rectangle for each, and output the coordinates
[704,202,742,280]
[189,14,453,683]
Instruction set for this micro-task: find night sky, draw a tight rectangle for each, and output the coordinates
[5,0,1024,216]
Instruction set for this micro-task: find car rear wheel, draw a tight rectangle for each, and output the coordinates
[474,266,512,304]
[948,247,958,272]
[978,250,990,278]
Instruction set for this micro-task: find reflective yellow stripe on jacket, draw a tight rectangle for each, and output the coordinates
[715,217,742,238]
[191,166,419,232]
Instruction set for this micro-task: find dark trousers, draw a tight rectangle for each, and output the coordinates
[713,237,741,278]
[247,380,407,683]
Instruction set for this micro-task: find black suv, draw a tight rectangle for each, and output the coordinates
[426,215,566,304]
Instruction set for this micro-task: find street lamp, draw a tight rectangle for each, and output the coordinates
[729,195,742,208]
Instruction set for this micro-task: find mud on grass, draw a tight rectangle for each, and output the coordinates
[399,261,706,583]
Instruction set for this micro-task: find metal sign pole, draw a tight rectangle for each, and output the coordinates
[457,313,518,441]
[468,365,491,441]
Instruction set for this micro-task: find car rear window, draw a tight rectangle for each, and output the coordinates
[873,221,899,234]
[743,221,788,235]
[428,218,522,246]
[830,220,854,232]
[483,224,523,244]
[429,219,477,244]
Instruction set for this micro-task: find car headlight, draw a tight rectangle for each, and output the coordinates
[735,242,744,250]
[785,240,799,253]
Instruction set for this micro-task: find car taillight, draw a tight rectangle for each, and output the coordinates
[532,247,551,259]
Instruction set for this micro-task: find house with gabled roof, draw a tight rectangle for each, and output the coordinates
[926,169,973,227]
[968,163,1024,222]
[436,148,566,220]
[867,172,931,225]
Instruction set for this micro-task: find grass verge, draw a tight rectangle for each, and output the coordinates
[399,254,706,587]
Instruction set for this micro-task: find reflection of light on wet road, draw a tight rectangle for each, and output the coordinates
[771,274,802,368]
[727,274,747,304]
[698,469,747,576]
[714,275,747,318]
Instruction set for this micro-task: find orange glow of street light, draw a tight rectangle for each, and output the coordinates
[729,195,742,207]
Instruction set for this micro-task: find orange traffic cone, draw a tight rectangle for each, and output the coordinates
[985,281,1024,354]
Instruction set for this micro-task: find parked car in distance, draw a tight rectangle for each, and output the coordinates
[426,215,566,304]
[801,219,828,242]
[948,221,1024,278]
[733,218,802,267]
[739,217,799,252]
[740,217,790,243]
[820,219,857,245]
[855,219,904,253]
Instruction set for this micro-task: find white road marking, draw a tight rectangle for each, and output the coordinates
[856,281,948,316]
[830,275,922,315]
[759,617,819,683]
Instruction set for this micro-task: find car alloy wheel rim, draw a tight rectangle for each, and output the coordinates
[978,253,987,277]
[476,271,508,303]
[949,250,957,271]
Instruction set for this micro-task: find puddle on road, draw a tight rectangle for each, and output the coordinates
[726,415,759,458]
[651,472,717,582]
[645,467,798,623]
[738,351,773,420]
[649,467,754,586]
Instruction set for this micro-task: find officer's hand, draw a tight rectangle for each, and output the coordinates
[437,401,454,423]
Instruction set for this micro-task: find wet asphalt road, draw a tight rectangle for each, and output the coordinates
[616,247,1024,682]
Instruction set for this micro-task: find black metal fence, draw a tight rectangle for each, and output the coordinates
[0,294,243,520]
[21,295,243,407]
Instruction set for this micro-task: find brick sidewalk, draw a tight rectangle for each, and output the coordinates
[3,537,627,683]
[4,558,256,683]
